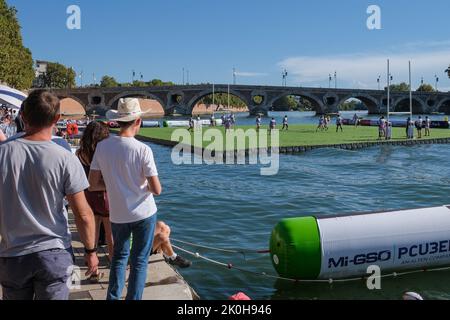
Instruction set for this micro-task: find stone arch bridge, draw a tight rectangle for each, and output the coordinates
[50,85,450,116]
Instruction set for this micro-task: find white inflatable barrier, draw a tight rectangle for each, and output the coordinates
[270,205,450,279]
[163,119,223,128]
[141,121,160,128]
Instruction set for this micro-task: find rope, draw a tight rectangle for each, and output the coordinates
[171,238,270,258]
[172,244,450,284]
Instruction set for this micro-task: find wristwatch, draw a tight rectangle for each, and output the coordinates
[84,247,98,254]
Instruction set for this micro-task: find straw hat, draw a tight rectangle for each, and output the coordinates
[106,98,147,122]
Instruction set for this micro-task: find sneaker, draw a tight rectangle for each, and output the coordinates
[165,255,192,268]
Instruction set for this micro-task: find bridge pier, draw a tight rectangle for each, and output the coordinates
[248,105,269,117]
[164,105,191,117]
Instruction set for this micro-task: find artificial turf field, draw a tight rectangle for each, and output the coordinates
[135,124,450,151]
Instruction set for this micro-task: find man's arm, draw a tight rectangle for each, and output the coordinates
[67,191,99,276]
[147,176,162,196]
[88,170,106,192]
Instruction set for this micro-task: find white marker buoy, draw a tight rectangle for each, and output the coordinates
[271,206,450,280]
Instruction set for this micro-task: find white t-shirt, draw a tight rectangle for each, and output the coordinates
[91,136,159,224]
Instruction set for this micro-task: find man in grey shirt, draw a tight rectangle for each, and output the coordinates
[0,90,98,300]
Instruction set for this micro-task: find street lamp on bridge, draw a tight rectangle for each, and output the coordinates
[377,75,381,90]
[78,70,83,88]
[435,75,439,91]
[328,74,332,89]
[282,69,288,86]
[334,71,337,89]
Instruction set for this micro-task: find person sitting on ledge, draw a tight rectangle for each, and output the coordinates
[152,221,192,268]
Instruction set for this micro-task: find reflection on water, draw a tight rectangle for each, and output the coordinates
[149,139,450,300]
[376,145,395,164]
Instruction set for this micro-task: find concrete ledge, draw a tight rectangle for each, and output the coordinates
[1,217,198,301]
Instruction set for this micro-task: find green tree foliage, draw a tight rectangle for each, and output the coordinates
[118,79,175,87]
[252,96,263,105]
[273,95,299,111]
[100,75,118,87]
[387,82,410,92]
[199,93,247,109]
[297,97,313,111]
[417,83,436,92]
[0,0,34,89]
[339,100,366,111]
[42,62,76,88]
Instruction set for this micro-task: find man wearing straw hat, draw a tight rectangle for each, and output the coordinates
[89,98,162,300]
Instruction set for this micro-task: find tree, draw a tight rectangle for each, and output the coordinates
[42,62,76,88]
[100,75,118,87]
[199,93,247,109]
[0,0,35,89]
[297,97,313,111]
[273,95,299,111]
[417,83,436,92]
[387,82,410,92]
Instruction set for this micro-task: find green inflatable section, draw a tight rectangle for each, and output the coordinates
[163,121,168,127]
[270,217,322,279]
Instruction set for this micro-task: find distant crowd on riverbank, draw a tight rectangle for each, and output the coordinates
[0,104,24,141]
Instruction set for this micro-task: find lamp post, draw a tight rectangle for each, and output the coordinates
[435,75,439,91]
[387,59,390,123]
[132,70,135,83]
[334,71,337,89]
[78,70,83,87]
[377,75,381,90]
[421,77,424,85]
[282,69,288,86]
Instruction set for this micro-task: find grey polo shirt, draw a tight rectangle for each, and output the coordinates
[0,138,89,257]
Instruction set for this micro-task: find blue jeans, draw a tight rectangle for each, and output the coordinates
[0,248,74,300]
[107,215,157,300]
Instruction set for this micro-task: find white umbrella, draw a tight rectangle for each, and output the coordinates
[0,85,27,109]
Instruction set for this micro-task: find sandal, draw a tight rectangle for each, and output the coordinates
[88,272,105,284]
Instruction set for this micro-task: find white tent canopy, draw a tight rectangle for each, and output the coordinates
[0,85,27,110]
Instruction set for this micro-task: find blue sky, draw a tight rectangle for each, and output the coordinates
[7,0,450,90]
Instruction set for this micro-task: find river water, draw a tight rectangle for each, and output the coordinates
[146,111,450,300]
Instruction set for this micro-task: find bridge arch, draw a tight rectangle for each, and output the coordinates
[337,94,379,114]
[268,92,324,114]
[186,89,251,116]
[393,97,426,114]
[437,98,450,114]
[55,94,87,111]
[107,91,166,112]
